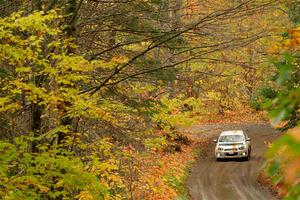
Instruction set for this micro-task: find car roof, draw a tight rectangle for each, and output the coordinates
[220,130,244,136]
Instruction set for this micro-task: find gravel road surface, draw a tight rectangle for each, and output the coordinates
[186,122,280,200]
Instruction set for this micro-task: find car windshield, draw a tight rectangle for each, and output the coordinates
[218,135,244,142]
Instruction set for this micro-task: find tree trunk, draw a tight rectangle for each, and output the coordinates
[31,103,43,152]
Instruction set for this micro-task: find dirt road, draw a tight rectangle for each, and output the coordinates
[186,122,280,200]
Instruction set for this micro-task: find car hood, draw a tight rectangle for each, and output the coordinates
[218,142,244,145]
[217,142,246,149]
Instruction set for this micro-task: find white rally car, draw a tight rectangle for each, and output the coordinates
[214,130,251,161]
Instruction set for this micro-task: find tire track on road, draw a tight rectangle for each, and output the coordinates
[186,123,280,200]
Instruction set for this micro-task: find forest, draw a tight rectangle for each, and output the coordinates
[0,0,299,199]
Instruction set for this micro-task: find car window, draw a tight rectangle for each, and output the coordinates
[218,135,245,142]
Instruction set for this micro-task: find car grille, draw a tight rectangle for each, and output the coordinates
[225,152,238,156]
[224,148,238,151]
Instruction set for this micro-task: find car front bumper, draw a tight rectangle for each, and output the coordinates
[215,149,248,158]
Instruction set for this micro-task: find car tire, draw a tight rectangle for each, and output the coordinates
[248,149,251,158]
[216,158,221,162]
[244,150,250,161]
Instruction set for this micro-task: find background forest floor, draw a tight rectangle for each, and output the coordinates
[197,108,268,124]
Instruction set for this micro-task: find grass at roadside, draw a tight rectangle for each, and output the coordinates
[257,172,286,199]
[165,147,201,200]
[126,139,200,199]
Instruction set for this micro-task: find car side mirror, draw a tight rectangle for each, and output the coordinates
[246,138,251,141]
[213,139,217,143]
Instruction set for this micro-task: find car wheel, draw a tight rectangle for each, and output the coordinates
[244,150,250,161]
[216,158,221,162]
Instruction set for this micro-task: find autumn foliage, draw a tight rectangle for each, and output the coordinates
[0,0,295,199]
[263,24,300,200]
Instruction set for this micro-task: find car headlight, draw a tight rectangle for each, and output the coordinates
[238,146,245,150]
[218,147,223,150]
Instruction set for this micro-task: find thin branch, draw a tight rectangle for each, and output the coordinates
[80,0,275,95]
